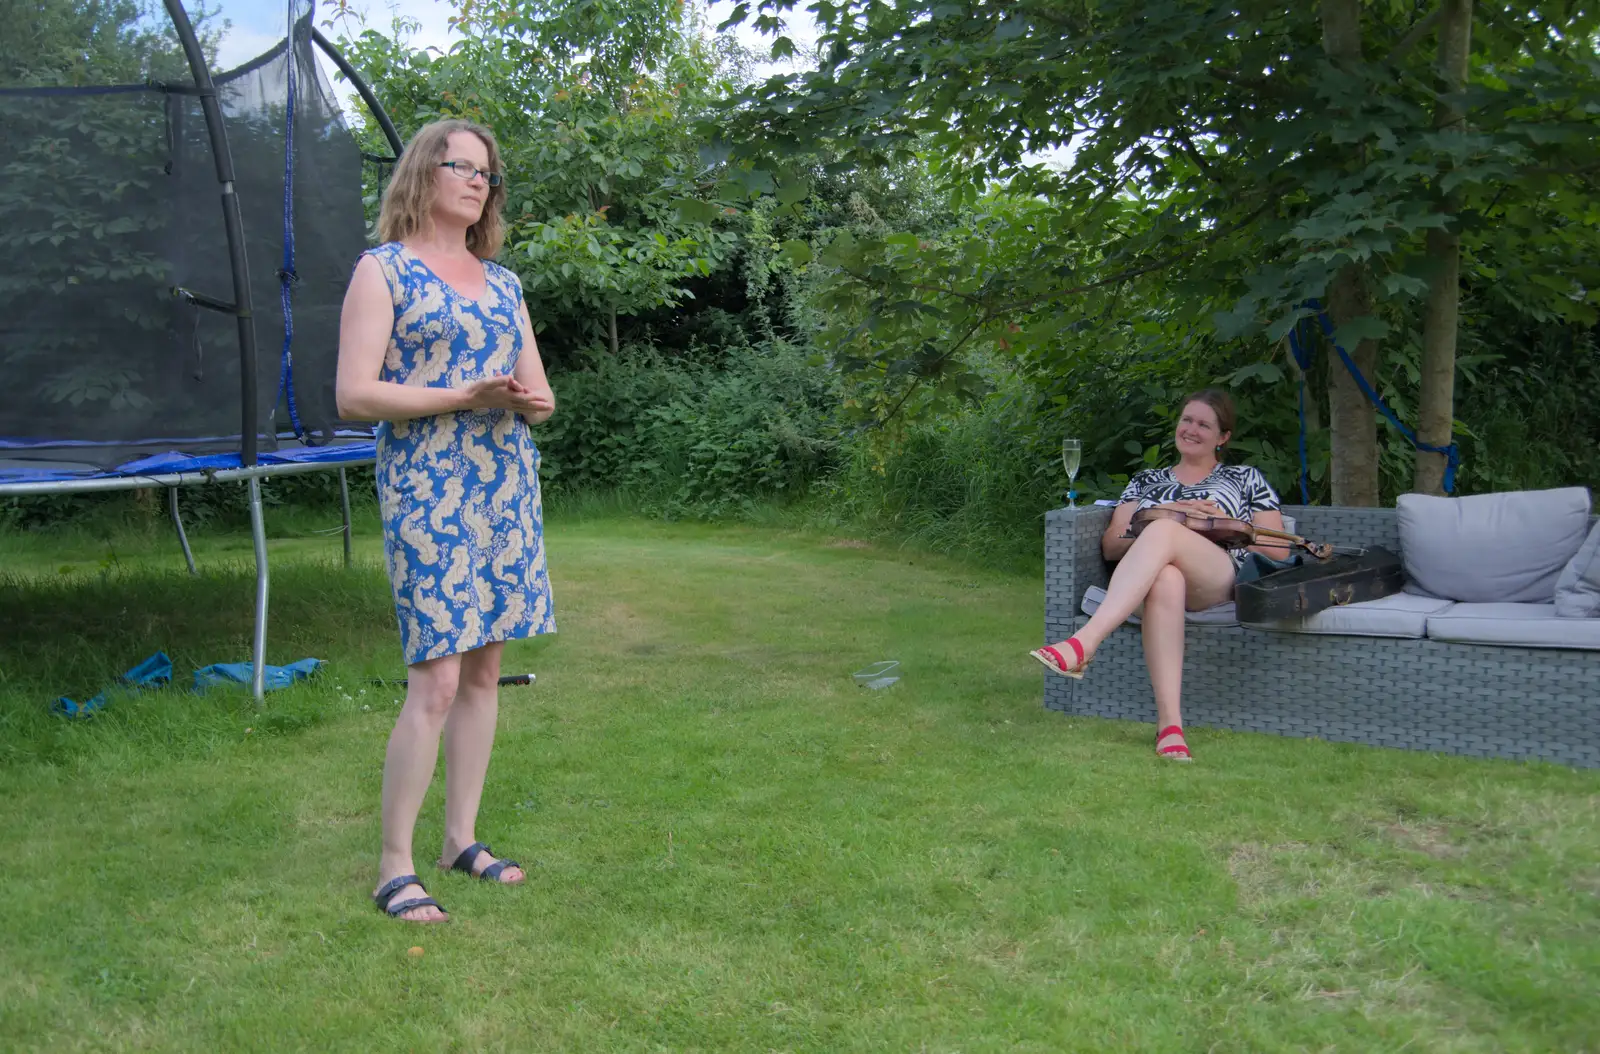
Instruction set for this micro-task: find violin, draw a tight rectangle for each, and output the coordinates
[1128,506,1339,560]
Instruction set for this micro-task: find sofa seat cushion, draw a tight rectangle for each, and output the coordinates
[1425,603,1600,651]
[1082,586,1237,626]
[1246,592,1455,639]
[1398,487,1592,603]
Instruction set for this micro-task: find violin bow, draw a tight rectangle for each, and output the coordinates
[1246,527,1365,559]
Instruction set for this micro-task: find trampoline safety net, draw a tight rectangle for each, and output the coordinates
[0,1,370,469]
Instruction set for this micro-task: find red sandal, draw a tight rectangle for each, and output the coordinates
[1156,725,1193,762]
[1030,638,1089,679]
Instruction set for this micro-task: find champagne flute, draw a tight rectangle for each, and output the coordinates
[1061,437,1082,507]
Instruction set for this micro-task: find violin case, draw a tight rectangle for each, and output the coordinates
[1235,545,1404,625]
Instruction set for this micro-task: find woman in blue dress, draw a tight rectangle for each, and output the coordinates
[336,119,557,923]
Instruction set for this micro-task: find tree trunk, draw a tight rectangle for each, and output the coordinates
[589,181,621,357]
[1324,265,1382,507]
[1413,0,1473,495]
[1414,234,1460,495]
[1321,0,1381,506]
[1320,0,1362,60]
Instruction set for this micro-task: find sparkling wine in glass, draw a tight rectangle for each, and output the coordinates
[1061,437,1082,507]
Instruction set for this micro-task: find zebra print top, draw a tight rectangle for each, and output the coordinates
[1118,464,1281,564]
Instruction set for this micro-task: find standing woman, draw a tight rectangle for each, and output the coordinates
[336,119,557,923]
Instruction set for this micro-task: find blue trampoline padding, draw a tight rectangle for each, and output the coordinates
[0,442,376,485]
[0,429,373,450]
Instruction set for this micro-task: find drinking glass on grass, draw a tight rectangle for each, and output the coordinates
[1061,437,1082,508]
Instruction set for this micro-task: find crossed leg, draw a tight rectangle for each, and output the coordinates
[1041,519,1237,755]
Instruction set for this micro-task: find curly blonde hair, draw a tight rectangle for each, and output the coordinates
[377,119,507,259]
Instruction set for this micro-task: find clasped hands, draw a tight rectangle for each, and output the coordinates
[462,375,554,417]
[1154,498,1229,521]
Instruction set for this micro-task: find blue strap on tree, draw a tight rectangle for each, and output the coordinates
[1298,298,1460,495]
[275,0,307,442]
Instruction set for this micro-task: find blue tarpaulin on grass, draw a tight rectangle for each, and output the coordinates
[193,658,323,692]
[53,652,324,718]
[53,652,173,718]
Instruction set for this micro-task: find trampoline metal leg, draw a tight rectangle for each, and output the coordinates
[248,477,269,703]
[338,467,352,568]
[168,487,197,575]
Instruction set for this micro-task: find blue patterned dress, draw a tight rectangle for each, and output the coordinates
[365,242,556,664]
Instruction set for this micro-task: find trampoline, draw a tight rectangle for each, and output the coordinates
[0,1,404,699]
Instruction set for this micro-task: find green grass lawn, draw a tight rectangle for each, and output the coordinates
[1,509,1596,1052]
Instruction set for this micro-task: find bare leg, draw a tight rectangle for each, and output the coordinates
[440,642,525,883]
[1066,519,1236,662]
[374,654,461,922]
[1141,564,1188,730]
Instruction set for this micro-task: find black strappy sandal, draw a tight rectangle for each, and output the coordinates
[447,841,524,884]
[373,874,448,922]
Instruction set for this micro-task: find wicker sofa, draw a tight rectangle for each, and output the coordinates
[1043,502,1600,768]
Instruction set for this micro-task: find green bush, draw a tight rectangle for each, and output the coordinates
[2,341,845,533]
[534,340,844,517]
[8,318,1589,559]
[815,377,1060,565]
[1026,316,1600,510]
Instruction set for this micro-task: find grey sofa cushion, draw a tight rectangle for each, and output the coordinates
[1082,585,1237,626]
[1244,592,1455,639]
[1555,519,1600,618]
[1425,602,1600,651]
[1398,488,1592,603]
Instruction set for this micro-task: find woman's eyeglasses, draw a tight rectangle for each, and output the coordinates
[438,160,503,187]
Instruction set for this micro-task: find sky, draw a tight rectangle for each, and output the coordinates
[210,0,822,103]
[207,1,1069,169]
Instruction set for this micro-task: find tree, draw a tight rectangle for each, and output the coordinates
[0,0,201,422]
[334,0,740,356]
[0,0,195,87]
[1415,0,1473,495]
[718,0,1600,503]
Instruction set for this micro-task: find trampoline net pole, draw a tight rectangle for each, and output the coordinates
[248,477,269,702]
[311,26,405,157]
[163,0,260,467]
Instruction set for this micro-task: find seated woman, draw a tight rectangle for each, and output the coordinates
[1030,389,1285,762]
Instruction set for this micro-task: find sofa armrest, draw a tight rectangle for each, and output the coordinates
[1045,505,1114,641]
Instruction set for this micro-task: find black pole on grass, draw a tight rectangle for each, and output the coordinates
[370,674,536,688]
